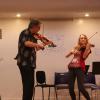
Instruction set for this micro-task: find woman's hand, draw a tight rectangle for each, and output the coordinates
[85,43,91,50]
[65,49,80,58]
[73,50,80,55]
[86,43,95,49]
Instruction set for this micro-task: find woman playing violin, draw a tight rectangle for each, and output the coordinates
[66,34,94,100]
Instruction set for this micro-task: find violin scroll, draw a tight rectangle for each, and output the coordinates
[90,44,95,47]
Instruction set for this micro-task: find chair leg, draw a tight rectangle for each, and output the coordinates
[54,87,58,100]
[33,87,35,100]
[91,89,95,100]
[48,87,50,100]
[95,90,97,100]
[91,89,93,100]
[42,87,44,100]
[79,90,80,100]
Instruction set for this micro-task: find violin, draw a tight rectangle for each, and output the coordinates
[33,33,57,48]
[79,44,95,52]
[76,43,94,50]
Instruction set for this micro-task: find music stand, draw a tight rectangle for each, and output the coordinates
[85,65,90,75]
[92,62,100,75]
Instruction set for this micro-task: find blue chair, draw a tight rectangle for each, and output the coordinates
[55,72,69,99]
[92,62,100,99]
[80,72,99,100]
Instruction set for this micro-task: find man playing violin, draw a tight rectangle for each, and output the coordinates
[15,19,54,100]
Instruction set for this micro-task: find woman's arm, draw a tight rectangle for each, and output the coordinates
[83,43,91,60]
[65,49,74,58]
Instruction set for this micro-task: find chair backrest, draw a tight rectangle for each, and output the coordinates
[92,62,100,75]
[55,72,69,85]
[36,71,46,84]
[84,72,96,84]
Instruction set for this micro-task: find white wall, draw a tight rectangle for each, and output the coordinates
[0,18,100,99]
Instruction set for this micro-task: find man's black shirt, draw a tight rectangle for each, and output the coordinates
[16,29,38,68]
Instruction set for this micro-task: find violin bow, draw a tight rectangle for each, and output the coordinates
[88,32,98,40]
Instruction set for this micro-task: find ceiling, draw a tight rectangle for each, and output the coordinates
[0,0,100,19]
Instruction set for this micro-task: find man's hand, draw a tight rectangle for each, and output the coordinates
[36,44,44,51]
